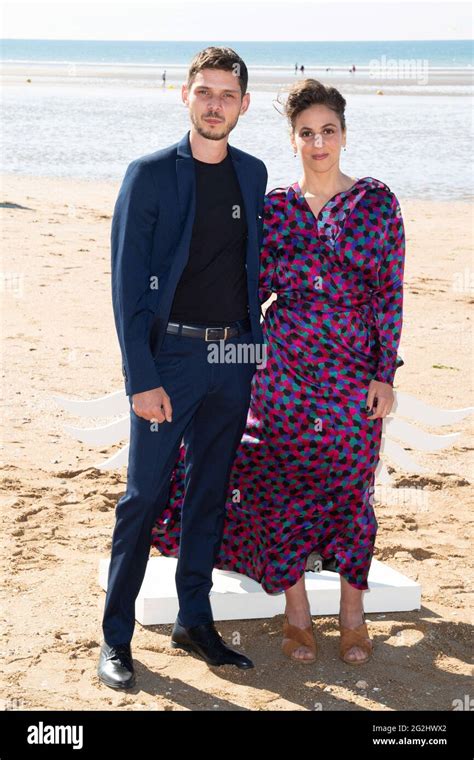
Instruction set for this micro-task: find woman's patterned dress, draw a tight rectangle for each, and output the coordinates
[150,176,405,592]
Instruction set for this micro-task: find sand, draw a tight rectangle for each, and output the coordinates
[2,62,473,94]
[0,173,472,711]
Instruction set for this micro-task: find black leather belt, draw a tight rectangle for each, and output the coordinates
[166,316,251,341]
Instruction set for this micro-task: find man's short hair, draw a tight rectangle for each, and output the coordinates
[187,46,248,97]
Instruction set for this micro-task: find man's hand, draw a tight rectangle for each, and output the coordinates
[132,387,172,423]
[366,380,394,419]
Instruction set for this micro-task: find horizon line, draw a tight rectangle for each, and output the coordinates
[2,37,473,43]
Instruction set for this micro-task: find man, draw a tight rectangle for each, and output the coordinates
[97,47,268,689]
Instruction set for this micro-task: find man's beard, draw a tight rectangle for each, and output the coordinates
[190,111,238,141]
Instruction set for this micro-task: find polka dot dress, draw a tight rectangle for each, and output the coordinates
[150,177,405,593]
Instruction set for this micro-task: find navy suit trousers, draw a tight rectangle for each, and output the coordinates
[102,328,256,644]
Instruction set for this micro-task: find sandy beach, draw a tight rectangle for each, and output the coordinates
[0,171,472,711]
[2,61,473,94]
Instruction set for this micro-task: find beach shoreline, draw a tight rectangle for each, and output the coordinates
[2,61,473,94]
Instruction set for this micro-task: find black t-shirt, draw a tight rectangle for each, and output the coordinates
[168,152,249,326]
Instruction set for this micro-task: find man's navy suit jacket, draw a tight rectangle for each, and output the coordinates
[111,130,268,396]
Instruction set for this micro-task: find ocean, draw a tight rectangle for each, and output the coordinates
[2,38,472,68]
[1,39,473,199]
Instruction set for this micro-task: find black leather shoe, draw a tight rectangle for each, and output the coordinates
[170,618,254,669]
[97,641,136,689]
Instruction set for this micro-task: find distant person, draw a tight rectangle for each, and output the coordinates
[300,64,305,74]
[162,69,167,86]
[295,62,298,73]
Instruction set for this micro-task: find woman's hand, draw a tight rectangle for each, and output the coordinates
[366,380,394,419]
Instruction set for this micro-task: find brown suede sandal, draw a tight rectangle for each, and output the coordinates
[338,612,373,665]
[281,614,317,663]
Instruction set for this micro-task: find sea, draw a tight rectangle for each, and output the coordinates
[1,39,473,199]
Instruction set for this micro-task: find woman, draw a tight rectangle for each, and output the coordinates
[150,79,405,665]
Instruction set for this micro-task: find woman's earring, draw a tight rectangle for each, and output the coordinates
[343,146,347,151]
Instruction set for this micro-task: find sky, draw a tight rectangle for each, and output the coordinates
[1,0,472,42]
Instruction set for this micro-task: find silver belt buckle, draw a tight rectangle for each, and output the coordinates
[205,326,229,341]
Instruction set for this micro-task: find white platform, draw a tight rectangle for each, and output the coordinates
[98,556,421,625]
